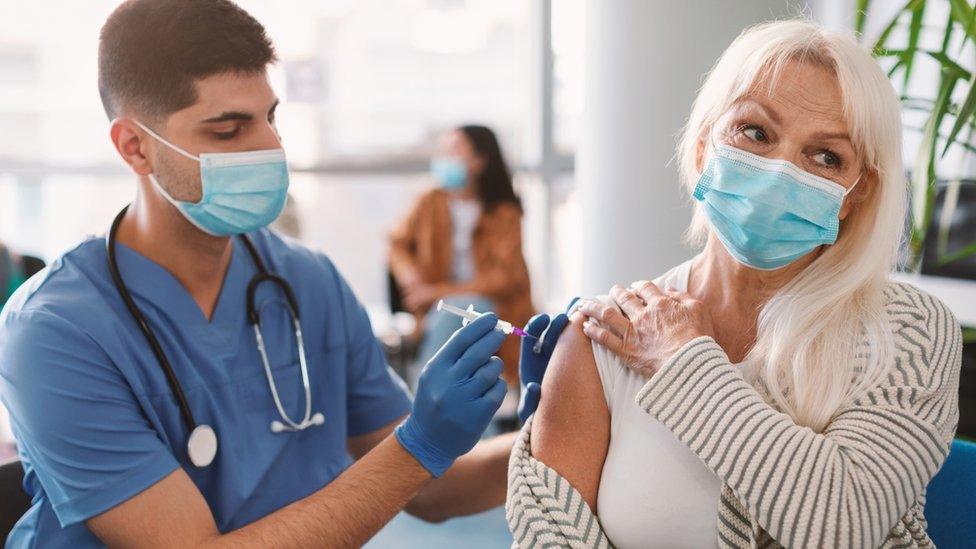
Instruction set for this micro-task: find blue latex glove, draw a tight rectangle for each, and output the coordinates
[517,297,579,425]
[396,313,507,477]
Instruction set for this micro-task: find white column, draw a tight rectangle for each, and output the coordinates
[578,0,795,295]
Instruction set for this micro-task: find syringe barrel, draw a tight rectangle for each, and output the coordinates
[495,320,515,334]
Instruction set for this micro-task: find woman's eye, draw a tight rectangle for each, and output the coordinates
[742,126,767,142]
[812,150,841,169]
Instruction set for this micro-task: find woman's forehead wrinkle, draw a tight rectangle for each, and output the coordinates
[754,66,847,133]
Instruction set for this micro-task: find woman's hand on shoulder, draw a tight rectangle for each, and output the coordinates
[577,281,715,378]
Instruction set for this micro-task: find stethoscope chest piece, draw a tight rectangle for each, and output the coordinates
[187,424,218,468]
[107,206,323,471]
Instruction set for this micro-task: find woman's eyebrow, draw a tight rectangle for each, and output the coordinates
[735,97,782,125]
[810,130,851,142]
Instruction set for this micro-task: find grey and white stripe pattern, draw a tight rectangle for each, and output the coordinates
[506,416,613,548]
[506,282,962,548]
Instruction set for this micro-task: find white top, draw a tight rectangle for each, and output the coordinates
[591,260,754,549]
[448,197,481,283]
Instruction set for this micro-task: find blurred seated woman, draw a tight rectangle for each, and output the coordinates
[1,243,44,308]
[389,125,533,384]
[507,20,963,548]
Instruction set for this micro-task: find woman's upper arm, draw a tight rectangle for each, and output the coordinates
[529,312,610,512]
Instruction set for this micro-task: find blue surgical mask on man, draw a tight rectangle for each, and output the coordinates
[693,143,860,270]
[135,120,289,236]
[430,157,468,190]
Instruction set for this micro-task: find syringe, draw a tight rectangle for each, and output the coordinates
[436,300,537,339]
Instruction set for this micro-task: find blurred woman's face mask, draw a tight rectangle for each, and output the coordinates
[135,120,289,237]
[430,157,468,189]
[693,142,860,270]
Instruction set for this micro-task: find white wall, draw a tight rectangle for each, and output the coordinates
[578,0,805,295]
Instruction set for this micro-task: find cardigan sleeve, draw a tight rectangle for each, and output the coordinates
[506,417,613,548]
[635,284,962,548]
[388,193,426,286]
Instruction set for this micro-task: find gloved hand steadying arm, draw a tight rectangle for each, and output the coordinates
[517,297,578,425]
[395,314,507,477]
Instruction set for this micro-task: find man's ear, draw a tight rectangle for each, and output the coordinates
[110,118,153,176]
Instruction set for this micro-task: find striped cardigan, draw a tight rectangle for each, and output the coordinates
[506,282,962,548]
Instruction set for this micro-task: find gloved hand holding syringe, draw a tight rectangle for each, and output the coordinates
[436,300,539,341]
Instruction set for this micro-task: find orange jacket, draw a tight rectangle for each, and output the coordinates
[388,188,534,383]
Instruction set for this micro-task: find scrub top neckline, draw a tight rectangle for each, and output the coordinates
[111,237,253,357]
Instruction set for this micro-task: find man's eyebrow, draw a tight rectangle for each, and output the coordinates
[201,111,253,123]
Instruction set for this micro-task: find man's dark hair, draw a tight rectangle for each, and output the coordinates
[98,0,277,120]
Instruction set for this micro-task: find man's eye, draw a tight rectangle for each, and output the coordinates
[213,129,239,140]
[742,126,767,142]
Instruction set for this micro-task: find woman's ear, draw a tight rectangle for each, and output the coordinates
[470,153,487,177]
[694,137,706,173]
[839,167,875,221]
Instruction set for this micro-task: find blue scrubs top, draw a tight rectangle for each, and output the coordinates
[0,230,412,548]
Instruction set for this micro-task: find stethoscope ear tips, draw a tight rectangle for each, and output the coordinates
[270,412,324,433]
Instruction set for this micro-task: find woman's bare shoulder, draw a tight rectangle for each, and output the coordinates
[530,311,611,512]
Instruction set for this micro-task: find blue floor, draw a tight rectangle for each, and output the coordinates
[366,507,511,548]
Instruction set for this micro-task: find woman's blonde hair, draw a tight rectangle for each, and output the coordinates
[677,19,906,432]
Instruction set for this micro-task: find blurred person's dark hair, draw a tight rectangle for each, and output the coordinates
[98,0,277,121]
[458,125,522,212]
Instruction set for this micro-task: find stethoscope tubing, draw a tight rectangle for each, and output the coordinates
[106,205,321,467]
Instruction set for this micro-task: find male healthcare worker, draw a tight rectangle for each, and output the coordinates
[0,1,569,547]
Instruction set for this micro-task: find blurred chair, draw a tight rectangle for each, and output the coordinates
[382,269,418,383]
[0,458,30,542]
[20,255,45,279]
[387,269,406,314]
[925,438,976,548]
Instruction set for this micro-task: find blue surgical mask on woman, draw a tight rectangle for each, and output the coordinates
[135,121,289,237]
[430,157,468,189]
[693,143,860,270]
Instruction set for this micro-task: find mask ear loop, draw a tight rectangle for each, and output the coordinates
[843,172,864,197]
[132,120,201,162]
[129,119,212,223]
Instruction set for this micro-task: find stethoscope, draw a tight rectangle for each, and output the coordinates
[106,206,324,468]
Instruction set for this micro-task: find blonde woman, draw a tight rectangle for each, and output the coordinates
[507,20,963,548]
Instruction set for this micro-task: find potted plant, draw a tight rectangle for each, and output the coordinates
[857,0,976,437]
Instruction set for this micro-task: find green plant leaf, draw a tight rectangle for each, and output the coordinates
[856,0,872,35]
[956,3,976,55]
[948,0,975,37]
[936,241,976,265]
[942,75,976,157]
[872,1,912,55]
[943,7,958,54]
[904,123,976,154]
[902,1,927,88]
[911,70,960,263]
[926,50,972,79]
